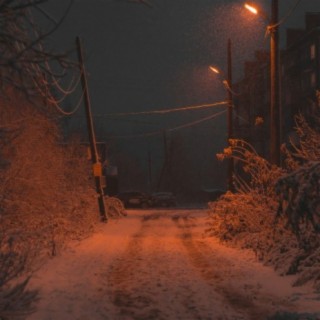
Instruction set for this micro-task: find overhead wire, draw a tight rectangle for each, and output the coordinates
[22,50,85,116]
[19,5,83,116]
[105,109,227,140]
[168,109,227,132]
[95,101,228,117]
[269,0,303,29]
[55,0,300,119]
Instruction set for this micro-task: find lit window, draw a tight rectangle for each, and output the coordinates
[310,44,316,60]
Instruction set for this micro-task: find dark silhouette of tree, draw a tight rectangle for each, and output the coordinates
[0,0,77,102]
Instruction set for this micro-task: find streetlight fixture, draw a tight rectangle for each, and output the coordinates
[244,3,258,15]
[209,66,220,74]
[209,39,234,192]
[244,1,280,166]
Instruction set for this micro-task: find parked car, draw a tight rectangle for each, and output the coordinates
[206,189,226,202]
[152,192,176,207]
[115,191,153,208]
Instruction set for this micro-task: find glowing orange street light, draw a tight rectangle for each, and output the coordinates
[244,3,258,15]
[209,66,220,74]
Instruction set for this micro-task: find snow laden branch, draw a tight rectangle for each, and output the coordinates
[208,100,320,291]
[275,162,320,237]
[216,137,320,239]
[217,138,283,201]
[276,92,320,238]
[282,117,320,170]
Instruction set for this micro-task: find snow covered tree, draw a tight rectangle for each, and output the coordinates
[0,2,94,318]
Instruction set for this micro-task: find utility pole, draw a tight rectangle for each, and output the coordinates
[227,38,234,192]
[270,0,280,166]
[76,36,107,222]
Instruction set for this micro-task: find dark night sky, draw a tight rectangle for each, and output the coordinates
[45,0,320,117]
[42,0,320,193]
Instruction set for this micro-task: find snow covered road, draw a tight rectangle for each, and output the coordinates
[27,209,320,320]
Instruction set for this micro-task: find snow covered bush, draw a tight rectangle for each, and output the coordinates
[275,162,320,237]
[273,110,320,291]
[277,98,320,238]
[208,131,320,291]
[0,93,98,260]
[0,89,100,317]
[206,192,275,242]
[207,139,284,260]
[0,1,95,317]
[273,160,320,291]
[208,139,285,256]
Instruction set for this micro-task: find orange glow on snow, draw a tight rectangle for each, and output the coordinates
[244,3,258,15]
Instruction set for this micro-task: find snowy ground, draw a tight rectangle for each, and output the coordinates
[27,209,320,320]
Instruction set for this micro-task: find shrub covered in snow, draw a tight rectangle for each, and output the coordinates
[0,91,100,317]
[0,1,97,316]
[208,130,320,291]
[0,93,98,259]
[206,191,320,291]
[275,161,320,237]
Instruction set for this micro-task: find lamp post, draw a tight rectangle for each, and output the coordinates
[209,38,234,192]
[245,1,280,166]
[270,0,280,166]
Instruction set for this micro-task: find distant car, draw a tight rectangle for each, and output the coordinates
[152,192,176,207]
[115,191,153,208]
[206,189,226,202]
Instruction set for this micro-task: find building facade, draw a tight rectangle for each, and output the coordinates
[234,12,320,161]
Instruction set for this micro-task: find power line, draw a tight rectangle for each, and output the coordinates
[270,0,302,29]
[168,109,226,132]
[105,109,227,140]
[94,101,228,117]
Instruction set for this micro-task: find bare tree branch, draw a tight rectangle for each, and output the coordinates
[0,0,79,110]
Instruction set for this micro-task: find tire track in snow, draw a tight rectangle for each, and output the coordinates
[173,215,294,319]
[106,212,174,320]
[106,211,220,320]
[106,213,162,319]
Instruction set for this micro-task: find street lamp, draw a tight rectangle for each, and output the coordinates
[244,3,258,15]
[209,39,234,192]
[244,1,280,166]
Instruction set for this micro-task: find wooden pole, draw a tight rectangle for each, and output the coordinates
[76,36,107,222]
[270,0,280,165]
[227,38,234,192]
